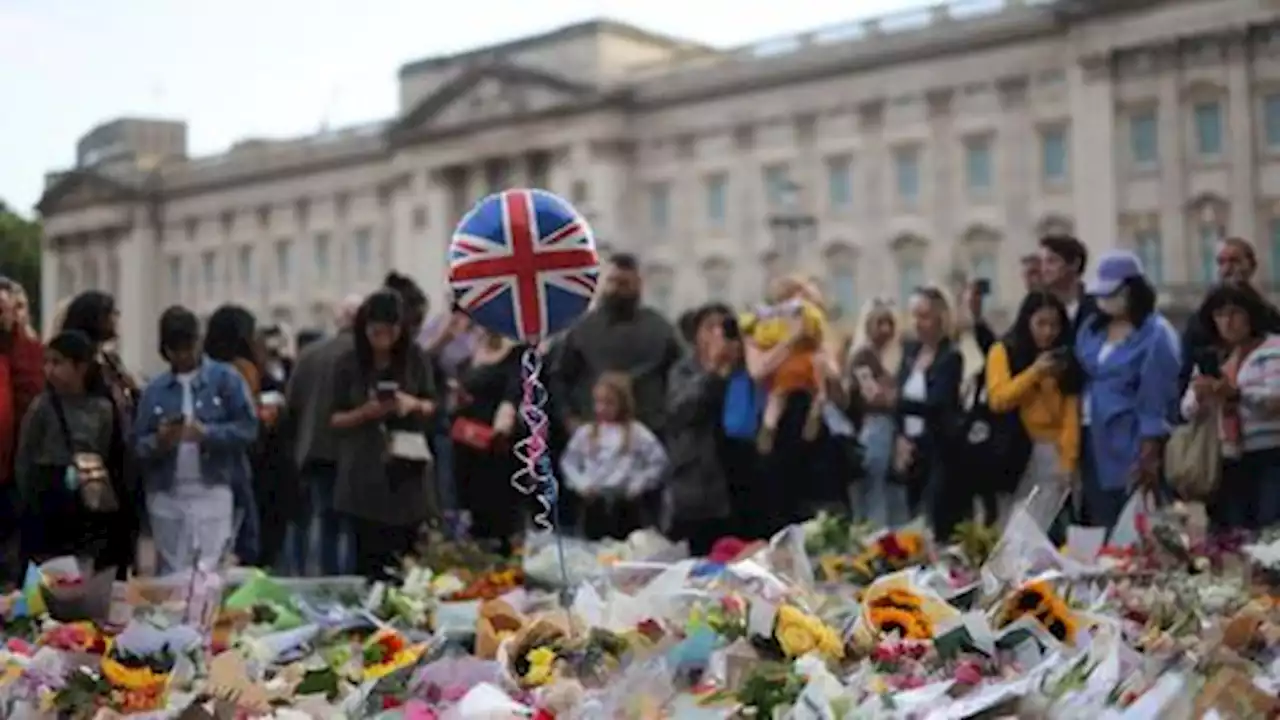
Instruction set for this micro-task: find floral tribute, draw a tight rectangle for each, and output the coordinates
[772,605,844,661]
[866,588,934,641]
[94,642,174,713]
[996,580,1078,644]
[363,628,427,682]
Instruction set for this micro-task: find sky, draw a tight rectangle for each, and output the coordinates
[0,0,926,217]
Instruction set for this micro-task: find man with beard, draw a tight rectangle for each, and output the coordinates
[551,253,682,439]
[0,279,44,582]
[1180,237,1280,392]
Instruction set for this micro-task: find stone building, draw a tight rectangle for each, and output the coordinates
[37,0,1280,372]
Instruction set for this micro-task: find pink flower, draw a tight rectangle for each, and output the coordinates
[721,594,746,615]
[891,674,926,690]
[5,638,32,655]
[902,641,927,660]
[405,700,439,720]
[871,644,901,663]
[953,660,983,686]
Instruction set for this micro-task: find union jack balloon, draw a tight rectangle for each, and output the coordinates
[448,189,600,343]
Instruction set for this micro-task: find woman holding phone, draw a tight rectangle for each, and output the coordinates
[1180,283,1280,529]
[330,290,438,579]
[984,292,1079,528]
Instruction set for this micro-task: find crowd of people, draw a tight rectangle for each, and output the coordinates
[0,233,1275,587]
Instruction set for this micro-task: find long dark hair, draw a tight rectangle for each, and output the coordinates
[1005,292,1071,375]
[354,289,411,379]
[61,291,116,344]
[203,305,258,365]
[1197,283,1278,346]
[1089,276,1157,332]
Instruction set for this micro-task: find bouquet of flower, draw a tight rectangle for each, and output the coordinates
[362,627,427,682]
[98,643,175,713]
[851,572,960,647]
[995,579,1078,645]
[769,604,845,662]
[38,621,107,656]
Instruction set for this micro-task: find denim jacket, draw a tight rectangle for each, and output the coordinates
[132,358,259,493]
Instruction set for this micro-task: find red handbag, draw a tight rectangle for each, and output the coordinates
[451,417,495,451]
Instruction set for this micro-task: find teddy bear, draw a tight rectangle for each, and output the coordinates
[738,275,830,453]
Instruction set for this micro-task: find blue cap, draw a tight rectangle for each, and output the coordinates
[1086,250,1145,296]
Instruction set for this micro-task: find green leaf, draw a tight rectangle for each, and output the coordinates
[296,667,340,700]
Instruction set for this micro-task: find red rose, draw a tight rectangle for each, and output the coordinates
[533,710,556,720]
[871,644,900,663]
[382,696,404,710]
[902,641,927,660]
[878,534,906,560]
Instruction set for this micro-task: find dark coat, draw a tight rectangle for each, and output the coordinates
[661,355,732,525]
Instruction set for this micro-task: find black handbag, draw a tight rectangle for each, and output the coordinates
[951,373,1032,496]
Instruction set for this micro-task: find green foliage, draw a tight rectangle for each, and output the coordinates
[0,200,41,323]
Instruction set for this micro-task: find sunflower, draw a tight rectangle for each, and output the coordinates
[999,581,1077,643]
[869,606,932,640]
[101,655,169,691]
[870,589,923,612]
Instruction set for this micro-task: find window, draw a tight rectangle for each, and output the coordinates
[1041,126,1067,182]
[898,259,923,305]
[649,276,673,317]
[1193,101,1223,156]
[237,246,254,290]
[354,228,373,280]
[705,174,727,226]
[648,182,670,230]
[1265,94,1280,148]
[893,147,920,205]
[970,252,998,298]
[964,138,993,194]
[1135,230,1163,285]
[314,233,331,282]
[411,206,427,230]
[275,239,293,288]
[706,269,729,303]
[1129,109,1158,165]
[826,156,853,210]
[58,264,75,297]
[201,251,217,296]
[1199,223,1222,284]
[828,267,857,319]
[167,257,182,299]
[763,165,789,207]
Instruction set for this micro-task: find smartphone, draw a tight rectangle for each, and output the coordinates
[722,316,741,341]
[259,390,285,407]
[1197,351,1222,378]
[974,278,992,296]
[1049,346,1072,363]
[375,381,400,401]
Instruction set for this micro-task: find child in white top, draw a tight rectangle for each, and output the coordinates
[561,372,668,540]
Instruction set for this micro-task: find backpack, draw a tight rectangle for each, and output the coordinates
[952,371,1033,495]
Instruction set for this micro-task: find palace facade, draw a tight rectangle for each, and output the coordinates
[37,0,1280,371]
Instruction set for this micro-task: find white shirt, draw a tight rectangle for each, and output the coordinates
[174,371,201,483]
[903,368,927,438]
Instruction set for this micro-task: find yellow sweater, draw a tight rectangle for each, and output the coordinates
[984,342,1080,473]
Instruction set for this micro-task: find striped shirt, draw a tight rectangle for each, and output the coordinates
[1181,334,1280,453]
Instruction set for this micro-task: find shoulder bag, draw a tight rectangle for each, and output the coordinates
[1164,412,1221,500]
[48,392,119,513]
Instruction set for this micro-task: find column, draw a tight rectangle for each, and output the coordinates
[793,113,822,279]
[1069,53,1119,252]
[422,168,453,309]
[998,76,1033,246]
[1156,44,1188,284]
[40,236,59,338]
[117,206,160,374]
[1226,33,1257,241]
[859,99,888,298]
[926,87,956,276]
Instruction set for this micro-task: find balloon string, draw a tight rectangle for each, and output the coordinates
[513,348,572,595]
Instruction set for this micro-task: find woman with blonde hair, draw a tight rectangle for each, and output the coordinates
[893,286,963,530]
[847,298,907,525]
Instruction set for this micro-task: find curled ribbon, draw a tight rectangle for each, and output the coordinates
[511,347,556,529]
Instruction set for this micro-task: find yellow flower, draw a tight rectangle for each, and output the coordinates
[775,606,843,660]
[102,655,168,691]
[523,646,557,686]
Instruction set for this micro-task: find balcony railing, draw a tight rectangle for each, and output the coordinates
[626,0,1058,78]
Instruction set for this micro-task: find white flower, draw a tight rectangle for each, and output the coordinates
[430,574,465,598]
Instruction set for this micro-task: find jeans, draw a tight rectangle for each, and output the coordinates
[1079,434,1127,530]
[281,462,352,576]
[854,415,910,527]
